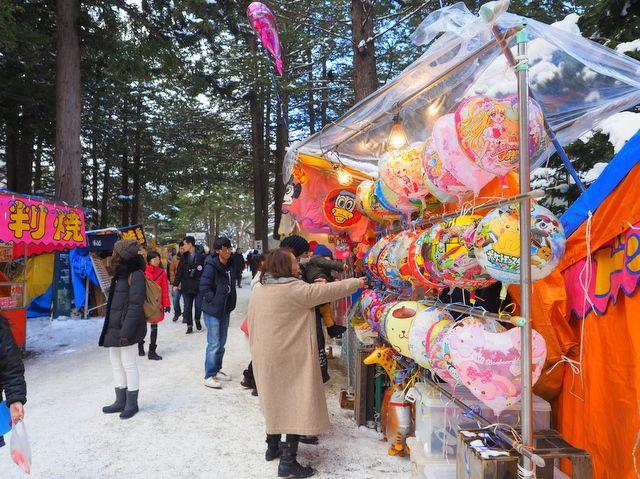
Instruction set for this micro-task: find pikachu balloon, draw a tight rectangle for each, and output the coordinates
[473,203,565,285]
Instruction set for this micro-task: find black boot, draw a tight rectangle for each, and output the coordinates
[265,434,283,461]
[148,345,162,361]
[119,390,139,419]
[172,315,179,322]
[241,369,255,389]
[138,341,145,356]
[326,324,347,338]
[102,387,127,414]
[299,435,318,445]
[278,436,314,478]
[186,326,193,334]
[195,320,202,331]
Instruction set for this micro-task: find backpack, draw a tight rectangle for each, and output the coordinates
[129,274,163,323]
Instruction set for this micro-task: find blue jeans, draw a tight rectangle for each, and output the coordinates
[203,312,230,378]
[172,289,182,317]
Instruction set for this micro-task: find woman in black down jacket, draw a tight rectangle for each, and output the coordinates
[99,240,147,419]
[0,314,26,448]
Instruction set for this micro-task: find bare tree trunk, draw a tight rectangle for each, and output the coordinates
[273,93,288,240]
[130,94,142,224]
[215,209,221,239]
[5,120,18,191]
[33,136,44,194]
[248,35,269,251]
[91,132,99,215]
[100,155,111,228]
[306,48,316,134]
[54,0,82,204]
[321,56,328,128]
[16,120,34,194]
[120,96,130,226]
[351,0,378,101]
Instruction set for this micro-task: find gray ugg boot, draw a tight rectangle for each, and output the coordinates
[102,387,127,414]
[119,390,139,419]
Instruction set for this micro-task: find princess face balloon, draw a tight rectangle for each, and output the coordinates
[473,203,566,285]
[422,138,472,203]
[455,96,546,176]
[379,143,431,201]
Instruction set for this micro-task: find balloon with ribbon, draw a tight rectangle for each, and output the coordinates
[385,301,428,357]
[247,2,284,76]
[432,113,495,196]
[408,305,449,370]
[424,311,457,385]
[455,95,546,176]
[407,228,446,291]
[379,143,432,202]
[447,324,547,416]
[356,180,401,224]
[427,216,496,299]
[473,203,566,296]
[422,138,473,203]
[375,180,422,222]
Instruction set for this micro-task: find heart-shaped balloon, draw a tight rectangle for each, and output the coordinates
[448,324,547,415]
[379,143,432,201]
[385,301,428,357]
[422,138,473,203]
[432,113,495,196]
[455,95,546,176]
[408,306,451,370]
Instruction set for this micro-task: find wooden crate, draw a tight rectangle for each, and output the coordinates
[456,429,592,479]
[354,347,377,426]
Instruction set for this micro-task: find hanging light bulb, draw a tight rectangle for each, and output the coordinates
[387,113,408,151]
[335,166,353,185]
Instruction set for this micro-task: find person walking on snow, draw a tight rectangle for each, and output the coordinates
[200,236,237,389]
[173,236,205,334]
[231,247,246,288]
[99,239,147,420]
[0,313,26,449]
[169,244,182,322]
[248,248,364,478]
[138,251,170,360]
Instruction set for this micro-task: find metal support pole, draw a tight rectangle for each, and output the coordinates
[516,25,535,476]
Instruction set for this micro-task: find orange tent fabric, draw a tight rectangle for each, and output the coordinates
[527,162,640,478]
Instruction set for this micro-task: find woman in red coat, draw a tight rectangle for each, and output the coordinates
[138,251,170,360]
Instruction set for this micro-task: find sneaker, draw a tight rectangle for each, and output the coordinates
[215,371,232,382]
[203,377,222,389]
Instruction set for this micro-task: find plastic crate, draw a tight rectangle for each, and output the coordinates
[409,382,551,461]
[423,462,456,479]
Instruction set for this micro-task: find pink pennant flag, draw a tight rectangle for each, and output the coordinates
[246,2,284,75]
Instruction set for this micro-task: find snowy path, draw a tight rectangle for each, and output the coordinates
[1,274,412,479]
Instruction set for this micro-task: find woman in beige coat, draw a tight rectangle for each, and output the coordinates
[248,248,363,478]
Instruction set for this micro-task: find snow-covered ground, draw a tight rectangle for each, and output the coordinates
[0,273,412,479]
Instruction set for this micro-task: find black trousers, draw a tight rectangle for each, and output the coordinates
[182,292,202,327]
[139,324,158,349]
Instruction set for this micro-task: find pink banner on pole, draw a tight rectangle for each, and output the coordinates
[564,221,640,319]
[0,193,86,255]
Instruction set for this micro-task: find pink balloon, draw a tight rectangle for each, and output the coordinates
[422,138,472,203]
[247,2,284,75]
[432,114,495,196]
[447,324,547,416]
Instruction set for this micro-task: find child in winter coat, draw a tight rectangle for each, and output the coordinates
[139,251,170,360]
[303,244,347,338]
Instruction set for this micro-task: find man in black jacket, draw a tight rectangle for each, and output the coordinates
[0,314,26,448]
[231,247,245,288]
[200,237,237,389]
[173,236,205,334]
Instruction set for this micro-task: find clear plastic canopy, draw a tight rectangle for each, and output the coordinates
[288,2,640,179]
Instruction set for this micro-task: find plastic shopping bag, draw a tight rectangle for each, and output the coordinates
[10,420,32,474]
[240,316,249,336]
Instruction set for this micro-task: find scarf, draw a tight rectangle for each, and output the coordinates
[261,273,299,285]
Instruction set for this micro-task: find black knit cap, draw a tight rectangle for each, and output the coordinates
[280,235,310,258]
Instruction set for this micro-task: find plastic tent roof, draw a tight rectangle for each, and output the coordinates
[288,2,640,179]
[561,129,640,237]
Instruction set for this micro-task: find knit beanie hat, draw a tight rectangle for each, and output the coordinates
[313,244,333,258]
[280,235,310,258]
[113,239,141,261]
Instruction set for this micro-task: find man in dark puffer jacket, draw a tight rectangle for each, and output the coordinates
[0,314,26,448]
[200,237,237,389]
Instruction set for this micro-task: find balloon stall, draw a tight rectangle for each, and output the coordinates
[280,0,640,473]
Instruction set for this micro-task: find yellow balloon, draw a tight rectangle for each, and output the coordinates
[385,301,427,357]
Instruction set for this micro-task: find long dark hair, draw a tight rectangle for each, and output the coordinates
[260,249,295,283]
